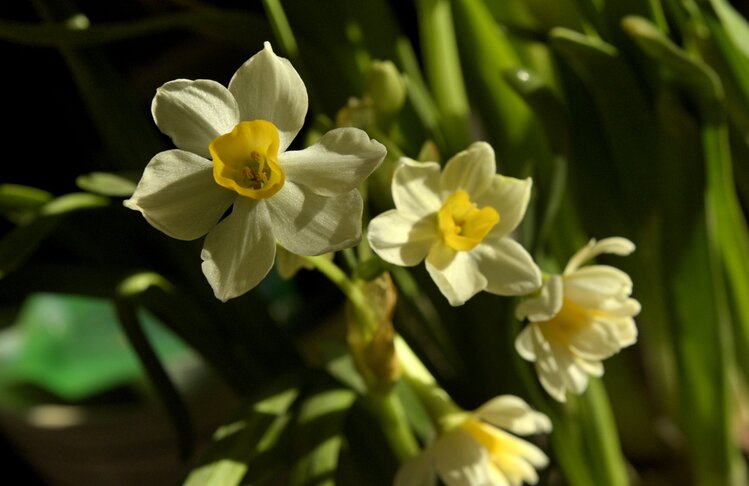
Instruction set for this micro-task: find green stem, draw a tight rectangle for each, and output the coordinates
[302,255,378,337]
[576,380,630,486]
[368,391,421,460]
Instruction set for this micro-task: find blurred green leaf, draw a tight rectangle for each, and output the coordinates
[452,0,550,176]
[0,184,52,220]
[0,192,108,279]
[0,9,267,48]
[76,171,136,197]
[0,292,190,403]
[185,375,302,486]
[289,387,357,486]
[708,0,749,60]
[415,0,471,155]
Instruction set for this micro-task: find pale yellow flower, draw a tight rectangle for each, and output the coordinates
[395,395,551,486]
[368,142,541,306]
[515,237,640,402]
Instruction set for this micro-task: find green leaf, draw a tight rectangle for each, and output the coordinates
[415,0,471,155]
[289,388,357,486]
[451,0,550,175]
[76,171,137,197]
[185,375,302,486]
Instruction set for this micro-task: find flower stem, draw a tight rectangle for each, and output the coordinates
[301,255,420,460]
[576,379,630,486]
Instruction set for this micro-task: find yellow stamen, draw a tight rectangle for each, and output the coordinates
[437,191,499,251]
[209,120,284,199]
[539,298,598,345]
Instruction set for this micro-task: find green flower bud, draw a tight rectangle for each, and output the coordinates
[364,60,406,115]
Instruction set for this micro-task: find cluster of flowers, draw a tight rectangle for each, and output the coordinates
[125,43,639,486]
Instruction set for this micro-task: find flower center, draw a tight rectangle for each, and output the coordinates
[539,298,598,344]
[437,191,499,251]
[209,120,284,199]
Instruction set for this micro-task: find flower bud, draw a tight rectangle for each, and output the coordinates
[364,60,406,116]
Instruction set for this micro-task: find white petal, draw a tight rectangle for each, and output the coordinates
[564,266,632,308]
[576,358,604,377]
[124,150,234,240]
[367,210,437,266]
[267,182,362,255]
[275,246,321,279]
[394,451,437,486]
[433,430,490,486]
[473,238,542,297]
[228,42,308,152]
[553,344,590,395]
[515,325,537,361]
[564,237,635,274]
[487,429,547,485]
[200,198,276,301]
[280,128,385,196]
[151,79,240,158]
[531,327,567,402]
[515,276,563,322]
[392,158,443,219]
[476,175,532,238]
[440,142,496,199]
[476,395,552,435]
[566,320,621,360]
[426,245,487,306]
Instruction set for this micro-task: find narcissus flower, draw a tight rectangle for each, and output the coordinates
[124,42,385,301]
[367,142,541,306]
[395,395,551,486]
[515,238,640,402]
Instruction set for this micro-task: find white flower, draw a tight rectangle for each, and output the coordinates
[515,237,640,402]
[395,395,551,486]
[367,142,541,306]
[124,42,386,301]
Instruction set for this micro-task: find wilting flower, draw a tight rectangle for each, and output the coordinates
[395,395,551,486]
[124,42,385,301]
[515,237,640,402]
[368,142,541,306]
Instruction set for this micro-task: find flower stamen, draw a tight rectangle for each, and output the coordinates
[210,120,285,199]
[438,191,500,251]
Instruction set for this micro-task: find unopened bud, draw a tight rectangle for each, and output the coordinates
[364,60,406,116]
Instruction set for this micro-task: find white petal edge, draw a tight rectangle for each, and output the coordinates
[200,198,276,302]
[367,210,436,266]
[474,238,542,297]
[477,175,533,239]
[151,79,240,158]
[426,244,487,306]
[124,149,234,241]
[280,127,385,196]
[440,142,496,199]
[564,237,635,275]
[433,430,490,486]
[392,158,443,219]
[476,395,552,436]
[267,182,362,255]
[394,450,437,486]
[228,42,308,152]
[515,276,563,322]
